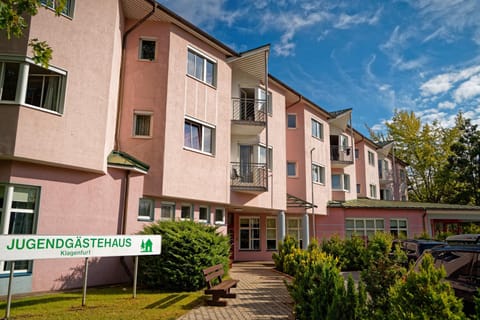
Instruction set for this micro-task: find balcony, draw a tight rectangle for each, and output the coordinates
[231,98,266,136]
[230,162,267,193]
[379,169,394,183]
[330,146,354,168]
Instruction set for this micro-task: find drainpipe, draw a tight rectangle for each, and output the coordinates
[114,1,156,151]
[115,0,155,280]
[310,148,316,240]
[265,50,269,193]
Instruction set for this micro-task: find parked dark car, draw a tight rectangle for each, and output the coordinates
[394,239,444,264]
[415,237,480,313]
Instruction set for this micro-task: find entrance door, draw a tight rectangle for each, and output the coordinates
[239,145,253,182]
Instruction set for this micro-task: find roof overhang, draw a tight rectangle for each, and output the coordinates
[328,109,352,130]
[227,45,270,84]
[287,193,317,210]
[108,151,150,174]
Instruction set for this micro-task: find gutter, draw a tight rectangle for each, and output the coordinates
[115,0,156,281]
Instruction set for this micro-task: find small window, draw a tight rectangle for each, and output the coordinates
[181,204,193,220]
[40,0,75,18]
[214,208,225,224]
[390,219,408,238]
[0,62,19,101]
[312,163,325,184]
[139,39,156,61]
[355,149,359,159]
[259,145,273,170]
[133,112,152,137]
[332,174,350,191]
[138,198,154,221]
[369,184,377,198]
[266,217,277,250]
[287,114,297,128]
[287,162,297,177]
[187,48,216,86]
[160,202,175,221]
[199,206,210,223]
[368,151,375,166]
[25,64,65,113]
[356,184,361,193]
[311,119,323,139]
[184,117,215,155]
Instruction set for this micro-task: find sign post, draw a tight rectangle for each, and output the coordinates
[0,234,161,319]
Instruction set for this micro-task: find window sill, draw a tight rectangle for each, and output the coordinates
[239,249,261,252]
[0,272,32,278]
[21,103,63,116]
[183,146,214,157]
[132,135,152,139]
[137,217,153,222]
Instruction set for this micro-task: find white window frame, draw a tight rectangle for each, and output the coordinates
[239,216,260,250]
[133,111,153,137]
[345,218,385,240]
[332,174,350,191]
[287,113,297,129]
[312,163,325,184]
[187,47,217,86]
[369,184,377,198]
[287,161,297,177]
[0,184,39,274]
[199,206,210,223]
[390,218,408,238]
[40,0,75,18]
[138,198,155,221]
[287,217,303,247]
[258,144,273,170]
[160,202,175,221]
[138,38,156,61]
[311,118,323,139]
[180,204,193,221]
[214,208,225,225]
[0,57,67,114]
[184,116,215,155]
[368,151,375,166]
[266,217,277,250]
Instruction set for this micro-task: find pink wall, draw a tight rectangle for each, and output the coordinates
[0,0,123,172]
[3,161,145,292]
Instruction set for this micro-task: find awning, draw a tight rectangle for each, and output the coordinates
[287,193,317,209]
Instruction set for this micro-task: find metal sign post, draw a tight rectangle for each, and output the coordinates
[4,261,15,320]
[82,258,89,306]
[133,256,138,298]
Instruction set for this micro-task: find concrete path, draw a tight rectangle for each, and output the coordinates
[178,262,294,320]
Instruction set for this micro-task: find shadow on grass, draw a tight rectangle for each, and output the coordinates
[0,296,78,309]
[145,294,205,310]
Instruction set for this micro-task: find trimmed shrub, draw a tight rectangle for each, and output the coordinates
[321,235,346,268]
[273,236,299,274]
[388,254,465,320]
[137,220,230,291]
[343,236,367,270]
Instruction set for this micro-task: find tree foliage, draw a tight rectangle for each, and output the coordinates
[0,0,66,66]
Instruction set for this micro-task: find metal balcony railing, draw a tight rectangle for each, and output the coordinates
[330,146,354,163]
[230,162,267,191]
[231,98,267,124]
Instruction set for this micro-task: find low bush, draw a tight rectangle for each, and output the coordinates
[138,220,230,291]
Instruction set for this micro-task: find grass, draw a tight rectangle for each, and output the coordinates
[0,286,205,320]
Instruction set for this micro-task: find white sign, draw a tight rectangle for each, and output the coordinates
[0,235,161,261]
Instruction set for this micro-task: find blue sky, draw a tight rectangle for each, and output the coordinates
[158,0,480,136]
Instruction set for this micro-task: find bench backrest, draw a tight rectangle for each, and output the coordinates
[203,264,225,289]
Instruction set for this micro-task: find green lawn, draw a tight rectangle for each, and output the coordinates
[0,286,204,320]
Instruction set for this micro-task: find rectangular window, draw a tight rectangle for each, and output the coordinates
[287,218,302,248]
[259,145,273,170]
[356,184,361,193]
[266,217,277,250]
[0,185,39,274]
[381,188,392,200]
[332,174,350,191]
[199,206,209,223]
[0,62,19,101]
[160,202,175,221]
[187,48,216,86]
[139,39,156,61]
[184,117,215,154]
[311,119,323,139]
[181,204,193,220]
[133,112,152,137]
[345,218,384,240]
[138,198,154,221]
[287,162,297,177]
[355,149,359,159]
[214,208,225,224]
[369,184,377,198]
[239,217,260,250]
[368,151,375,166]
[312,163,325,184]
[40,0,75,17]
[390,219,408,238]
[287,114,297,128]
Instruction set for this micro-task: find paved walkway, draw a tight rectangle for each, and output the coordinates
[178,262,294,320]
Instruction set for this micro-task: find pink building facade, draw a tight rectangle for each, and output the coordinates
[2,0,480,295]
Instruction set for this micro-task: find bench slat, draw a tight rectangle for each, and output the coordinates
[203,264,239,306]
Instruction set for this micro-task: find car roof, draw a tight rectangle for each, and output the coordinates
[402,239,444,244]
[430,244,480,253]
[446,234,480,243]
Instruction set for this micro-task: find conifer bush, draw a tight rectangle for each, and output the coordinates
[272,235,299,275]
[137,220,230,291]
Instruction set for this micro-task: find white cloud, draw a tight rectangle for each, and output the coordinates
[438,101,456,110]
[454,74,480,102]
[333,7,382,29]
[420,65,480,97]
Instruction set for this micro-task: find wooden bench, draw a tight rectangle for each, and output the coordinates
[203,264,239,306]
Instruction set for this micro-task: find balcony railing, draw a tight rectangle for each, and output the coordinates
[230,162,267,192]
[330,146,354,163]
[379,169,394,181]
[231,98,267,124]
